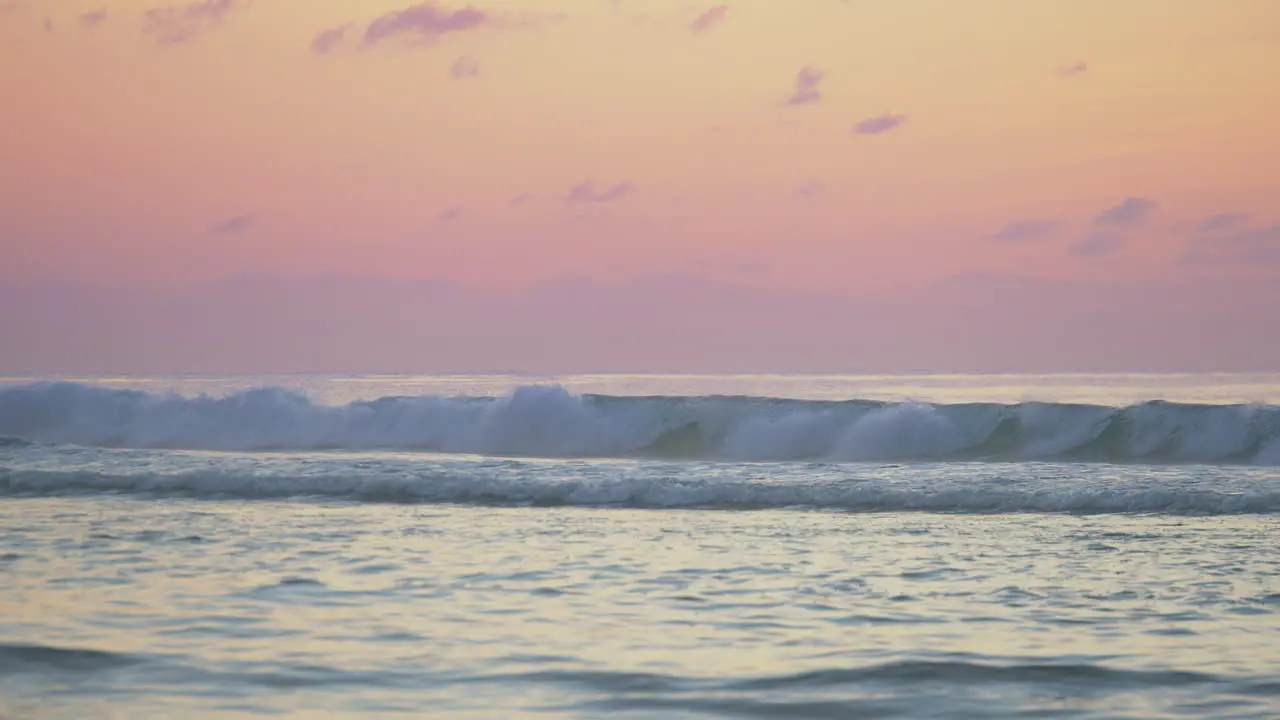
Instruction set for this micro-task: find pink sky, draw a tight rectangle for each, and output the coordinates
[1,0,1278,372]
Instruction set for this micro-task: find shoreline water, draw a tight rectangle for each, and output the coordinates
[2,374,1278,718]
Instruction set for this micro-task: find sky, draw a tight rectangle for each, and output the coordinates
[1,0,1279,372]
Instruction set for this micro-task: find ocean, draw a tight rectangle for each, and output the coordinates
[1,373,1278,718]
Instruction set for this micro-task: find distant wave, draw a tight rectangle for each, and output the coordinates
[1,382,1278,465]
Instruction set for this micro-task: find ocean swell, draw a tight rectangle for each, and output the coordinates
[1,382,1278,465]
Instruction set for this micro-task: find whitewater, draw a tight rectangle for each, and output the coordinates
[3,380,1280,464]
[2,374,1279,718]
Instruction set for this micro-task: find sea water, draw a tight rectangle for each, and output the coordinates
[1,374,1278,718]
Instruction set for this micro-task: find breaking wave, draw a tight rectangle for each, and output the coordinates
[1,382,1278,465]
[2,460,1277,514]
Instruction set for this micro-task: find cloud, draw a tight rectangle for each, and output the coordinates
[727,261,766,277]
[144,0,240,44]
[794,179,826,200]
[507,193,532,207]
[567,180,634,203]
[1094,197,1157,227]
[363,2,489,47]
[1068,198,1155,257]
[208,213,255,235]
[450,55,480,78]
[1069,232,1123,258]
[690,5,727,34]
[1195,212,1250,235]
[988,218,1058,243]
[79,9,107,27]
[310,25,347,55]
[438,206,462,222]
[853,113,906,135]
[1185,223,1280,265]
[43,17,53,33]
[1057,61,1089,78]
[784,67,825,106]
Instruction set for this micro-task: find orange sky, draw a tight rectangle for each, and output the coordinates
[2,0,1279,296]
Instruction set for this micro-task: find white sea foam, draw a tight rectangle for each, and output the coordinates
[830,403,967,461]
[1,462,1276,515]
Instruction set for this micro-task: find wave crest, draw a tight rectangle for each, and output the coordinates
[1,382,1277,465]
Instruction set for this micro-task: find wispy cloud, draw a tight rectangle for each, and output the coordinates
[1184,223,1280,264]
[853,113,906,135]
[567,180,634,203]
[450,55,480,78]
[507,193,532,207]
[783,67,825,106]
[1066,197,1156,257]
[310,25,347,55]
[1069,232,1123,258]
[1195,212,1250,235]
[690,5,727,34]
[438,206,462,222]
[727,261,766,277]
[208,213,255,235]
[794,179,826,200]
[1094,197,1157,227]
[988,218,1058,243]
[79,9,107,27]
[1057,61,1089,78]
[144,0,240,44]
[363,2,489,47]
